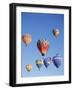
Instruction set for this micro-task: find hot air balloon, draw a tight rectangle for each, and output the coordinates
[52,54,62,68]
[35,60,43,69]
[22,33,32,46]
[53,28,60,38]
[43,57,51,68]
[37,39,50,56]
[26,64,32,72]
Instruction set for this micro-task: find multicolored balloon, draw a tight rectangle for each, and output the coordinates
[52,54,62,68]
[22,33,32,46]
[26,64,32,72]
[43,57,51,68]
[37,39,50,56]
[53,28,60,38]
[35,60,43,69]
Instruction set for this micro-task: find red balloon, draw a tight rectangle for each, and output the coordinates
[37,39,50,56]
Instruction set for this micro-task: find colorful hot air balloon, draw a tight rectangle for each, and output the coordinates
[26,64,32,72]
[36,60,43,69]
[52,54,62,68]
[53,28,60,38]
[37,39,50,56]
[22,33,32,46]
[43,57,51,68]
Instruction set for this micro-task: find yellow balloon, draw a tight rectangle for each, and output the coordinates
[26,64,32,72]
[36,60,43,65]
[36,60,43,69]
[22,33,32,46]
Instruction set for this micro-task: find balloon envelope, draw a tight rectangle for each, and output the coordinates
[43,57,51,68]
[37,39,50,56]
[52,54,62,68]
[26,64,32,72]
[22,33,32,46]
[53,29,60,38]
[36,60,43,69]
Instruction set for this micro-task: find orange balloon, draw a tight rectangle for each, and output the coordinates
[22,34,32,46]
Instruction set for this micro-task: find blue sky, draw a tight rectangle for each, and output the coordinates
[21,12,64,77]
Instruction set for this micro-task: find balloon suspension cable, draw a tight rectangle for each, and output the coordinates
[39,68,41,71]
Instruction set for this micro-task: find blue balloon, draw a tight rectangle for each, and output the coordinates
[43,57,51,68]
[53,54,62,68]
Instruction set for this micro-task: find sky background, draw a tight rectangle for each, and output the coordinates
[21,12,64,77]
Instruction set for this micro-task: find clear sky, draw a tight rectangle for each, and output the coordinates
[21,12,64,77]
